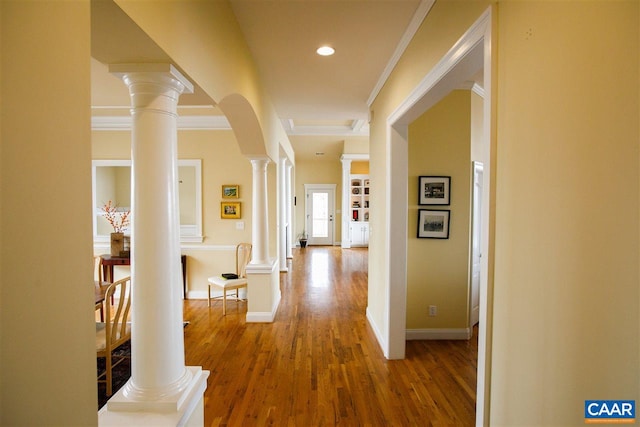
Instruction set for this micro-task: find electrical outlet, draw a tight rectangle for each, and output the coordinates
[429,305,437,317]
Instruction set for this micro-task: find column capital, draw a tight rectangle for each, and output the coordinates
[109,63,194,103]
[248,156,271,164]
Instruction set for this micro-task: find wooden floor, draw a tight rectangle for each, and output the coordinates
[183,246,477,426]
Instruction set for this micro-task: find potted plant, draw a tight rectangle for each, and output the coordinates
[297,230,308,248]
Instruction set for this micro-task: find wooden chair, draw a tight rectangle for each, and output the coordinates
[96,276,132,396]
[207,243,252,315]
[94,255,105,321]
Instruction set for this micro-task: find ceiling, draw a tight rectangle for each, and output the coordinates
[91,0,425,160]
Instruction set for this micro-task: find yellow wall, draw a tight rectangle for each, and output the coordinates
[368,0,491,358]
[343,137,369,155]
[351,161,369,175]
[113,0,293,164]
[370,0,639,424]
[92,129,254,296]
[491,2,639,424]
[1,1,97,424]
[294,159,343,244]
[407,90,471,329]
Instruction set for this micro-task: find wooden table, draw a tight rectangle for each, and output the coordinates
[100,254,188,298]
[95,281,110,305]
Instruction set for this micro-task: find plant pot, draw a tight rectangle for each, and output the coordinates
[299,239,307,248]
[110,232,125,257]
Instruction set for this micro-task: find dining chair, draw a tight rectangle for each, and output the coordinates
[207,243,252,315]
[96,276,132,396]
[94,255,105,321]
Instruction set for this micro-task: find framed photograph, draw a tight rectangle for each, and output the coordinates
[221,202,241,219]
[419,176,451,205]
[417,209,450,239]
[221,184,239,199]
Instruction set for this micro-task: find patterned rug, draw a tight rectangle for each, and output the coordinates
[97,341,131,409]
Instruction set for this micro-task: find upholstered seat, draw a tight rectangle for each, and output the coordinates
[207,243,252,315]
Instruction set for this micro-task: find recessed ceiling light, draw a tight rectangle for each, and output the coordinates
[316,46,335,56]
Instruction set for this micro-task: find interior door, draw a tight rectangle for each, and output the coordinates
[305,185,335,245]
[470,161,483,327]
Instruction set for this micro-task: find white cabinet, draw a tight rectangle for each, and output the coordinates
[349,222,369,247]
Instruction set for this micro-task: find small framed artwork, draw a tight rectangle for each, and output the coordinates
[221,202,241,219]
[419,176,451,205]
[417,209,450,239]
[221,184,239,199]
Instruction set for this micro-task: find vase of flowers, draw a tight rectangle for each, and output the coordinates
[102,200,131,257]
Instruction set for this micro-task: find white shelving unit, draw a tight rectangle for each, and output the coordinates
[349,174,370,247]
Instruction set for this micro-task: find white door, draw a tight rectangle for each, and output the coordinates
[305,185,335,246]
[470,162,483,327]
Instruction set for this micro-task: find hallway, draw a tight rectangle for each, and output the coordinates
[183,246,477,426]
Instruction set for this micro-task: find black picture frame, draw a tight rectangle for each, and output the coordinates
[419,176,451,205]
[417,209,450,239]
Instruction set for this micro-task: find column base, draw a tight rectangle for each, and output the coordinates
[99,366,209,426]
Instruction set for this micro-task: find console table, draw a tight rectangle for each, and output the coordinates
[100,254,188,298]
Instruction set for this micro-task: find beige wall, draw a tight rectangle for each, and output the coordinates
[1,1,97,424]
[294,159,343,245]
[406,90,471,330]
[491,2,639,424]
[93,129,255,296]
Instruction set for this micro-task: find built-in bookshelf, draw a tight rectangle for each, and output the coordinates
[350,175,370,223]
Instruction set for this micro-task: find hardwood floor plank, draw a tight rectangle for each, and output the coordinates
[183,246,477,426]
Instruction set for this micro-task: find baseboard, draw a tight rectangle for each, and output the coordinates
[366,307,388,357]
[406,328,471,340]
[246,290,281,323]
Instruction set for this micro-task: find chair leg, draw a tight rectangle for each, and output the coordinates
[208,284,211,307]
[223,290,227,316]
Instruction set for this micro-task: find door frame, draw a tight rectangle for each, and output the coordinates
[383,8,494,426]
[469,161,484,328]
[303,184,336,246]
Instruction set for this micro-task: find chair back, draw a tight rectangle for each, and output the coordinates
[236,243,252,278]
[104,277,132,350]
[94,255,104,282]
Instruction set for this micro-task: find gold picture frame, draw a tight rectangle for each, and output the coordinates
[221,202,241,219]
[221,184,239,199]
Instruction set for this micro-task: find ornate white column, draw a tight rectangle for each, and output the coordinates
[278,157,288,272]
[250,157,270,265]
[105,64,208,420]
[244,156,280,323]
[286,162,294,259]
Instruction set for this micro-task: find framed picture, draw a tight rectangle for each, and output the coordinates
[417,209,450,239]
[419,176,451,205]
[221,202,241,219]
[221,184,239,199]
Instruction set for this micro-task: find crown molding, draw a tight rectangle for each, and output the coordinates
[281,119,369,136]
[92,115,231,131]
[367,0,436,107]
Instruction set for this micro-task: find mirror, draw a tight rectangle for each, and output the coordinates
[92,159,203,243]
